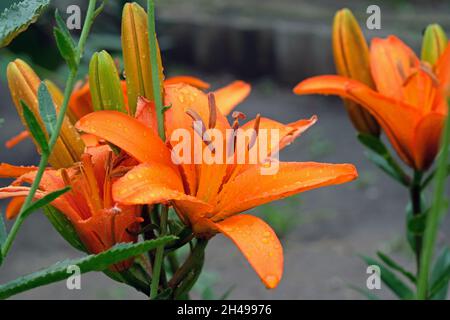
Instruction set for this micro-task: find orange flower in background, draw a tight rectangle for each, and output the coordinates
[76,83,358,288]
[0,146,142,271]
[332,8,380,136]
[295,35,450,171]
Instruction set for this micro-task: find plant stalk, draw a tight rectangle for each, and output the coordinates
[417,98,450,299]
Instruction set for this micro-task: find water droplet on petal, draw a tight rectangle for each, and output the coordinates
[264,275,278,289]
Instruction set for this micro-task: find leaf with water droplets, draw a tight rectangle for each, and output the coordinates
[0,0,50,48]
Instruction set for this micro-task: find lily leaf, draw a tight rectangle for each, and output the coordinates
[429,247,450,299]
[0,0,50,48]
[0,235,177,299]
[0,211,6,265]
[358,133,409,186]
[21,100,49,155]
[348,284,381,300]
[54,9,74,47]
[37,82,57,137]
[20,187,71,220]
[376,251,416,284]
[54,27,76,70]
[360,255,415,300]
[42,205,86,253]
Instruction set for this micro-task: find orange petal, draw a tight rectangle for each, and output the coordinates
[112,163,212,217]
[164,76,210,89]
[135,96,158,133]
[0,163,37,178]
[370,36,420,101]
[0,186,81,223]
[69,81,94,120]
[215,161,357,220]
[76,111,173,166]
[214,81,251,116]
[412,112,445,170]
[5,196,25,219]
[215,214,283,289]
[241,115,317,157]
[435,41,450,99]
[226,115,318,181]
[5,130,30,149]
[294,75,420,167]
[81,133,101,147]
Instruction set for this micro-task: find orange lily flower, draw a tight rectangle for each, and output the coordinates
[294,36,450,171]
[0,146,142,271]
[76,83,358,288]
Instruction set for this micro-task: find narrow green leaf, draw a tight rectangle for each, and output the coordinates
[0,0,50,48]
[42,206,86,253]
[20,187,71,220]
[37,82,57,137]
[429,247,450,299]
[21,100,49,155]
[0,236,177,299]
[376,251,416,284]
[54,9,74,47]
[219,285,235,300]
[358,133,409,186]
[358,133,388,155]
[0,212,6,246]
[0,211,7,265]
[361,255,415,300]
[348,284,381,300]
[364,151,404,184]
[54,28,76,70]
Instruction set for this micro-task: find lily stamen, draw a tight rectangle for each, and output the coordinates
[186,108,215,152]
[207,93,217,129]
[248,113,261,151]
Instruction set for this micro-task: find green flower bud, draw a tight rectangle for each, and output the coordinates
[89,50,126,113]
[421,24,447,66]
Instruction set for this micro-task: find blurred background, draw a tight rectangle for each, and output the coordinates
[0,0,449,299]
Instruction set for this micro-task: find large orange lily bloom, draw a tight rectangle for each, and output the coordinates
[76,83,358,288]
[0,146,142,271]
[294,36,450,171]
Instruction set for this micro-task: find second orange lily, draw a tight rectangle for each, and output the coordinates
[294,35,450,171]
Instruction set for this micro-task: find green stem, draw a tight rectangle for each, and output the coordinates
[149,205,168,299]
[147,0,165,140]
[1,0,98,259]
[410,170,423,273]
[168,239,208,290]
[417,99,450,299]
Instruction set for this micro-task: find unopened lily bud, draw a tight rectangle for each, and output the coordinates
[89,51,127,113]
[121,2,164,115]
[7,59,84,168]
[421,24,447,66]
[44,79,77,123]
[332,8,380,136]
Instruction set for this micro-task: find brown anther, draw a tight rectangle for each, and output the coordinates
[419,62,440,87]
[110,166,134,178]
[61,169,72,187]
[207,93,217,129]
[232,111,247,121]
[397,61,407,81]
[248,113,261,150]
